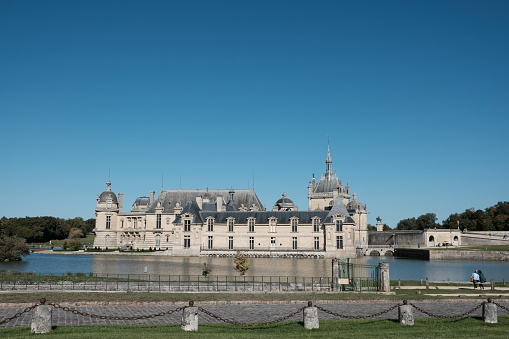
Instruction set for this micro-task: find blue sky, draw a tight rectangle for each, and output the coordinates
[1,0,508,228]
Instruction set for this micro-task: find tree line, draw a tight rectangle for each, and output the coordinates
[0,216,95,261]
[396,201,509,231]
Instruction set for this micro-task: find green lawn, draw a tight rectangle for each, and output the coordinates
[3,317,509,338]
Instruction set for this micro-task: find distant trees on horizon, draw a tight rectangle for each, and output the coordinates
[0,216,95,260]
[396,201,509,231]
[0,216,95,243]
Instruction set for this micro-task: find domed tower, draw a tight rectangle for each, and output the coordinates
[273,193,298,211]
[93,180,120,249]
[308,146,350,210]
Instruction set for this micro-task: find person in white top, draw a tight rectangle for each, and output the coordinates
[471,270,480,289]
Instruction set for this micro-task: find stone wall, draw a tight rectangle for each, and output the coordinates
[368,231,423,248]
[429,250,509,261]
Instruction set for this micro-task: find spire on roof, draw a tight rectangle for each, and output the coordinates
[325,145,332,181]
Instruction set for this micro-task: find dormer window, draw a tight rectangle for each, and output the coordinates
[184,219,191,232]
[207,218,214,232]
[312,218,321,232]
[227,218,235,232]
[291,218,298,232]
[269,218,277,233]
[335,219,343,232]
[248,218,255,232]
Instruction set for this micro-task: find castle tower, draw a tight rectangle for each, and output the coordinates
[93,180,120,249]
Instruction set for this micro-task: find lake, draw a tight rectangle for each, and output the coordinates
[1,252,508,282]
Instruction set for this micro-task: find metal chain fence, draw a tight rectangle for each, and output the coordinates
[1,299,509,327]
[197,306,306,327]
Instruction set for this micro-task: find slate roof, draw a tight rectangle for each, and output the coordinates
[314,172,341,193]
[146,189,264,213]
[182,197,354,225]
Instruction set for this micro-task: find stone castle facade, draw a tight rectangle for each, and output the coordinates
[92,147,369,258]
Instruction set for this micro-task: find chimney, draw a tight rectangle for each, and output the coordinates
[150,191,155,204]
[118,193,124,211]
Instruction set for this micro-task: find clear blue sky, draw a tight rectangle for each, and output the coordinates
[1,0,508,228]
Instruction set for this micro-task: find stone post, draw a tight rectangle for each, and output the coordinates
[490,279,495,291]
[181,301,199,331]
[425,278,429,289]
[398,300,414,326]
[379,262,390,292]
[483,299,497,324]
[31,298,52,334]
[303,301,319,329]
[332,258,339,291]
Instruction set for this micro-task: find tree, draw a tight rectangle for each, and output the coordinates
[396,217,417,230]
[0,236,30,261]
[234,252,249,276]
[416,213,440,230]
[68,228,84,239]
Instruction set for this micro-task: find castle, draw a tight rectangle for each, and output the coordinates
[92,147,369,258]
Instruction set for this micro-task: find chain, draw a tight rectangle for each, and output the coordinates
[492,302,509,312]
[315,303,401,319]
[49,303,185,321]
[198,306,306,327]
[410,302,484,319]
[0,304,39,325]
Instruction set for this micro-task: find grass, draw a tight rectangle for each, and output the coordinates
[2,317,509,338]
[0,285,506,304]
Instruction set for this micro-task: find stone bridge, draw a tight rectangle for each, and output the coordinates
[360,246,395,256]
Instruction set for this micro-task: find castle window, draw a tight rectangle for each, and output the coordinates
[106,216,111,229]
[292,237,298,250]
[248,218,255,232]
[249,236,254,249]
[313,218,320,232]
[291,218,298,232]
[336,236,344,249]
[155,235,161,247]
[184,235,190,248]
[184,219,191,232]
[228,236,234,249]
[207,218,214,232]
[269,218,277,233]
[335,219,343,232]
[314,237,320,250]
[208,236,213,249]
[156,215,161,229]
[228,218,235,232]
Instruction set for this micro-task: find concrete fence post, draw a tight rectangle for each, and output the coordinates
[425,278,429,289]
[483,299,497,324]
[181,301,199,331]
[332,259,339,291]
[31,298,52,334]
[303,301,319,329]
[490,279,495,291]
[379,262,390,292]
[398,300,414,326]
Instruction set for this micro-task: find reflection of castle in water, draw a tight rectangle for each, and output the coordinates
[90,255,331,277]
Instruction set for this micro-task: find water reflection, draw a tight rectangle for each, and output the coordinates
[1,253,508,281]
